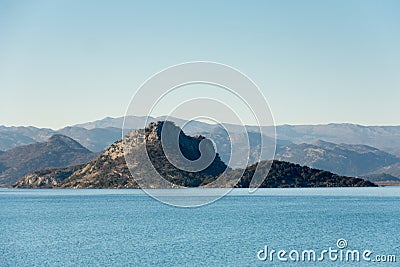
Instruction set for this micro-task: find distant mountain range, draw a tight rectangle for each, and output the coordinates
[2,116,400,155]
[275,124,400,157]
[1,116,399,185]
[370,163,400,181]
[362,173,400,185]
[12,121,375,189]
[13,122,226,188]
[74,116,400,156]
[0,135,98,186]
[275,140,400,177]
[0,125,121,152]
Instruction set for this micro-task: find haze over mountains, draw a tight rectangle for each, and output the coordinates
[275,123,400,157]
[0,135,97,186]
[0,125,121,152]
[13,122,375,189]
[2,116,400,155]
[275,140,399,177]
[1,116,399,186]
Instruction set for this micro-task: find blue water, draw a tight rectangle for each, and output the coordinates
[1,188,399,266]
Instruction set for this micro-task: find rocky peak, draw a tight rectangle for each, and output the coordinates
[11,121,377,189]
[143,121,227,186]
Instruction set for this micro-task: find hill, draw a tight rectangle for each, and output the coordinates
[0,125,53,151]
[74,116,400,156]
[274,123,400,156]
[12,122,376,189]
[0,125,121,152]
[57,126,122,152]
[3,117,400,156]
[366,163,400,180]
[275,140,400,177]
[234,160,375,188]
[13,121,227,188]
[0,135,97,186]
[361,173,400,186]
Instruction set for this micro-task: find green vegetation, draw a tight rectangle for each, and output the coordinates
[234,160,376,188]
[12,121,377,189]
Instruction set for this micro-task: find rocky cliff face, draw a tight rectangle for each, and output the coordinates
[13,121,227,188]
[12,122,376,189]
[12,165,84,188]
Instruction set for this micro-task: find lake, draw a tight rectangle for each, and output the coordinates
[1,187,399,266]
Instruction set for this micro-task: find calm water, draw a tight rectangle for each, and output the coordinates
[1,188,399,266]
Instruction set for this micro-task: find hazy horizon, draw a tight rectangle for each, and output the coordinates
[1,1,399,128]
[1,115,400,131]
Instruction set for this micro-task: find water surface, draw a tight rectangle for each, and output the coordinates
[1,188,399,266]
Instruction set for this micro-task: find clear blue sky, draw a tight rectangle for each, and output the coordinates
[0,0,399,129]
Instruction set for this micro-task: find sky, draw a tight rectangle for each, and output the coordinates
[0,0,399,129]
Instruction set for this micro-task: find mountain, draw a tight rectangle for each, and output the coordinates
[57,127,122,152]
[11,165,85,189]
[0,135,97,186]
[0,117,161,151]
[74,115,217,134]
[14,159,376,189]
[0,126,53,151]
[2,116,400,156]
[275,123,400,156]
[368,163,400,179]
[201,127,291,168]
[275,140,400,177]
[361,173,400,186]
[0,125,121,152]
[78,117,400,156]
[13,121,227,188]
[74,116,152,130]
[233,161,375,188]
[12,121,376,189]
[73,116,400,156]
[2,117,399,182]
